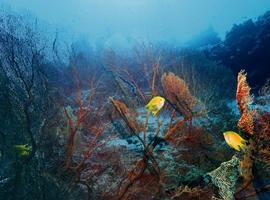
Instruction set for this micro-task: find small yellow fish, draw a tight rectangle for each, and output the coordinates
[223,131,247,151]
[13,144,31,156]
[145,96,165,116]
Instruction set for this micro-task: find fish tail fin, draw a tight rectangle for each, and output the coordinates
[241,137,247,145]
[152,110,158,117]
[239,140,247,151]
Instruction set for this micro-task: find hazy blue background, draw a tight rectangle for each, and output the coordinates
[2,0,270,46]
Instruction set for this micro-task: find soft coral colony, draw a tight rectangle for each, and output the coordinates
[57,54,269,199]
[105,67,270,200]
[213,70,270,200]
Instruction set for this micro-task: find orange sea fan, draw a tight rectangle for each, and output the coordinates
[238,111,255,135]
[236,70,254,134]
[110,97,141,134]
[110,97,130,116]
[161,72,196,121]
[236,70,253,115]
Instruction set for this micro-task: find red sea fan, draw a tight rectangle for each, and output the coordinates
[161,72,196,122]
[236,70,254,134]
[236,70,252,115]
[238,111,255,135]
[110,97,142,134]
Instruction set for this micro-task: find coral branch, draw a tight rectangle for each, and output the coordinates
[64,76,96,169]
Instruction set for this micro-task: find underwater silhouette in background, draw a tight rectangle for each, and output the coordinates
[206,11,270,92]
[0,2,270,200]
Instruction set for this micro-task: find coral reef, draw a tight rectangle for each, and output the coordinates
[0,8,269,200]
[206,155,240,200]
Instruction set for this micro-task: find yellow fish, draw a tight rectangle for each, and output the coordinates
[223,131,247,151]
[13,144,31,156]
[145,96,165,116]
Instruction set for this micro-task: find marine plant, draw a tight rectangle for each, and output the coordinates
[111,98,162,199]
[63,72,96,169]
[103,44,162,106]
[110,98,142,134]
[110,68,223,199]
[161,72,196,124]
[236,70,255,135]
[60,70,114,199]
[210,70,270,199]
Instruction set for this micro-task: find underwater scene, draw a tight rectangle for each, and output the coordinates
[1,1,270,199]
